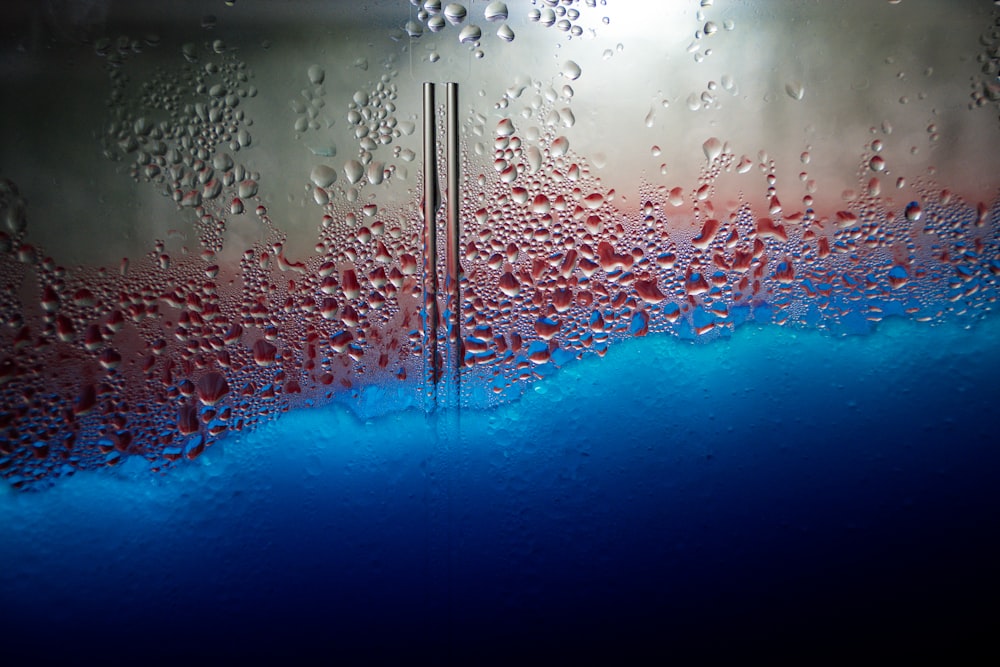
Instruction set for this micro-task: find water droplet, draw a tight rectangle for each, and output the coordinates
[485,1,508,21]
[869,155,886,172]
[459,24,482,43]
[531,194,551,214]
[197,372,230,406]
[525,146,542,173]
[644,106,656,128]
[498,271,520,297]
[252,339,277,367]
[904,201,922,222]
[310,164,337,188]
[550,136,569,157]
[345,160,365,184]
[561,60,582,81]
[234,178,256,199]
[444,3,467,25]
[785,81,804,100]
[496,118,515,137]
[307,65,325,85]
[367,161,386,185]
[702,137,723,161]
[496,24,515,42]
[405,20,424,38]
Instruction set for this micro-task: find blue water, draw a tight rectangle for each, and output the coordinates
[2,317,999,661]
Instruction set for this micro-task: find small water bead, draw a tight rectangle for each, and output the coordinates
[496,24,515,42]
[644,107,656,128]
[869,155,886,172]
[785,81,805,101]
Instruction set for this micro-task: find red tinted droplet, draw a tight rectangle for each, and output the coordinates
[177,404,199,435]
[196,371,230,406]
[252,339,278,367]
[692,218,720,250]
[399,254,418,275]
[321,298,338,320]
[498,272,520,297]
[330,331,354,353]
[635,279,666,304]
[55,315,74,342]
[341,269,361,299]
[73,384,97,415]
[534,317,561,340]
[756,217,788,242]
[99,348,122,370]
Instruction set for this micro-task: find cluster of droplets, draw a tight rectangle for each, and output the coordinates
[3,9,1000,489]
[527,0,609,39]
[403,0,611,61]
[972,8,1000,122]
[447,85,1000,405]
[0,37,433,490]
[686,0,736,64]
[289,64,337,155]
[295,60,416,204]
[405,1,511,60]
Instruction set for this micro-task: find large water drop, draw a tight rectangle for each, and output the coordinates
[484,1,508,22]
[561,60,582,81]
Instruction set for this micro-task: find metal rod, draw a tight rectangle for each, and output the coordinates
[422,82,440,402]
[445,82,461,401]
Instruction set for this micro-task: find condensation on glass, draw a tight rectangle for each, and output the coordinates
[1,0,998,489]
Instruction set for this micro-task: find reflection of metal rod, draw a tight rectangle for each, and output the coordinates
[422,82,440,400]
[445,82,461,399]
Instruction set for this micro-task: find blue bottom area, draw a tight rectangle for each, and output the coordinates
[2,317,999,662]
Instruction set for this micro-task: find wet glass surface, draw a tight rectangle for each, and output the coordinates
[1,1,998,660]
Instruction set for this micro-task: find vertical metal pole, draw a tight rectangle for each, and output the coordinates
[422,82,440,409]
[445,82,461,407]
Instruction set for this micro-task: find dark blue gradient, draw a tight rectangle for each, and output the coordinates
[2,317,999,662]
